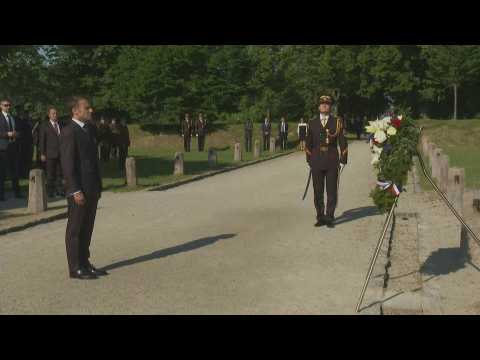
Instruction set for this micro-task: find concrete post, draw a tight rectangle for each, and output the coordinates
[28,169,47,214]
[174,152,184,175]
[125,157,137,187]
[438,154,449,193]
[253,140,260,159]
[431,148,443,182]
[208,148,217,168]
[421,136,430,157]
[447,168,465,249]
[269,137,276,153]
[234,143,242,162]
[427,143,437,171]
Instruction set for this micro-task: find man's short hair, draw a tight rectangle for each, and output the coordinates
[47,106,57,113]
[1,98,12,104]
[67,96,88,114]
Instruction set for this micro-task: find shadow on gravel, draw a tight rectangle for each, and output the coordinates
[101,233,237,272]
[335,206,380,226]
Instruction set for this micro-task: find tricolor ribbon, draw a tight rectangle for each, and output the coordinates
[377,180,402,197]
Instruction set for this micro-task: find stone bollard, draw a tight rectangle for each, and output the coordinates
[208,148,217,167]
[269,137,276,153]
[174,152,184,175]
[447,168,465,249]
[28,169,47,214]
[253,140,260,159]
[431,148,443,182]
[427,143,437,171]
[421,136,430,157]
[234,143,242,162]
[438,154,449,193]
[125,157,137,187]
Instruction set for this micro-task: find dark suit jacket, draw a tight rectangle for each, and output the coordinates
[196,120,207,137]
[261,122,271,136]
[182,120,192,138]
[60,120,102,197]
[279,122,289,135]
[0,113,21,150]
[306,115,348,170]
[40,121,63,159]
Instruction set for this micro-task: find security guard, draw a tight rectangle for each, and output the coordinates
[305,96,348,228]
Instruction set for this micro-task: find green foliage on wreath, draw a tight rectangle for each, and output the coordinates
[370,117,420,213]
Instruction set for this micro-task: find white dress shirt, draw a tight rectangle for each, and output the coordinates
[2,112,15,131]
[50,120,60,135]
[70,118,85,197]
[320,114,329,127]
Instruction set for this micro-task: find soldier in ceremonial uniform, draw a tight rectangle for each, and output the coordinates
[305,96,348,228]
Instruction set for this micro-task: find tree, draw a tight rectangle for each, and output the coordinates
[421,45,480,120]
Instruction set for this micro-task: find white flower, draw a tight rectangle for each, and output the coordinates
[398,115,403,121]
[379,117,391,130]
[365,120,381,134]
[374,130,387,144]
[373,145,383,155]
[387,126,397,136]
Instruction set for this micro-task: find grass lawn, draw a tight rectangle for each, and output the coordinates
[416,119,480,189]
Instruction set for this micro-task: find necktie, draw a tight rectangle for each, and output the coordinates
[6,115,13,131]
[54,122,60,136]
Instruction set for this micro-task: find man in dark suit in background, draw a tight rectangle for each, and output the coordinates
[279,117,289,151]
[244,119,253,152]
[40,107,64,198]
[306,96,348,229]
[0,99,23,201]
[182,113,193,152]
[261,116,271,151]
[60,96,107,280]
[196,113,207,152]
[118,119,131,172]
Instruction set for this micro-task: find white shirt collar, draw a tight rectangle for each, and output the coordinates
[2,112,10,118]
[72,118,85,128]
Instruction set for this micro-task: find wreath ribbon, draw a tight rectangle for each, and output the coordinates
[377,180,402,197]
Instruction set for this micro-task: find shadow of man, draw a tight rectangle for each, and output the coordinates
[102,233,237,272]
[335,206,380,226]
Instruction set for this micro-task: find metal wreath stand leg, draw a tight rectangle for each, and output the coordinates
[356,127,480,313]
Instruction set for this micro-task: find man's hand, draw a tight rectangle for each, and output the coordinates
[7,131,14,138]
[41,155,46,162]
[73,192,86,206]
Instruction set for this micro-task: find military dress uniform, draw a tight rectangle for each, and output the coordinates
[306,96,348,227]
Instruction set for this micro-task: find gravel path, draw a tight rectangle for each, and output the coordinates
[0,142,385,314]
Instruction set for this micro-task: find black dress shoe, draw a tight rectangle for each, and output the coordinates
[70,269,98,280]
[315,219,326,227]
[87,264,109,276]
[325,217,335,228]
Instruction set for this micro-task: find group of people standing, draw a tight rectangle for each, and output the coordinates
[96,117,131,172]
[180,113,208,152]
[244,117,309,153]
[0,97,130,202]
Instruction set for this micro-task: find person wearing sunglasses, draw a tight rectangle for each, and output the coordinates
[0,99,23,201]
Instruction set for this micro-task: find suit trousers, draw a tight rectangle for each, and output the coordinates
[0,146,21,197]
[263,135,270,151]
[118,145,128,171]
[312,165,339,219]
[245,132,252,152]
[280,133,288,150]
[46,157,63,195]
[184,136,191,152]
[198,135,205,152]
[65,193,99,273]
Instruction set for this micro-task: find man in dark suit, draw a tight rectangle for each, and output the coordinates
[0,99,23,201]
[40,107,64,198]
[261,117,271,151]
[60,96,107,280]
[118,120,130,172]
[196,113,207,152]
[306,96,348,228]
[182,113,193,152]
[244,119,253,152]
[279,117,289,151]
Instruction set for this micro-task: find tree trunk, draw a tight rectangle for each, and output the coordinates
[453,84,458,121]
